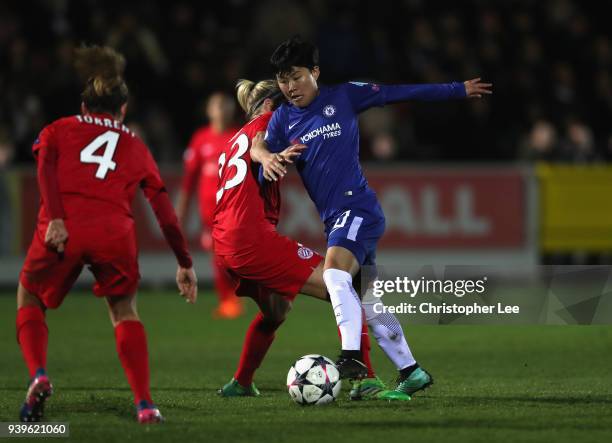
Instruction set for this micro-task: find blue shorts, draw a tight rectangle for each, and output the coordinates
[325,205,385,266]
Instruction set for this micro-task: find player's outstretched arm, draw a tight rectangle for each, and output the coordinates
[361,79,492,107]
[250,132,288,181]
[176,266,197,304]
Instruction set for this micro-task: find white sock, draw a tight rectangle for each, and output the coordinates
[363,297,416,370]
[323,268,362,351]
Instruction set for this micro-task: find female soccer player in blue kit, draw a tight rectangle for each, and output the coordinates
[252,36,492,395]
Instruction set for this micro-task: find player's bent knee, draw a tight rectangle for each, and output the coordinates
[17,283,45,311]
[106,294,139,326]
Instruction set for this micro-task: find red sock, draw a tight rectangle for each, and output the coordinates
[114,321,152,405]
[16,306,48,378]
[360,311,375,378]
[234,313,282,386]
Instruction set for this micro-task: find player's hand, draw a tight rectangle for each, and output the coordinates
[176,266,198,303]
[464,78,493,98]
[279,144,307,164]
[261,151,288,181]
[44,219,68,254]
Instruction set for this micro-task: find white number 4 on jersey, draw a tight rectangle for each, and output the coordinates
[80,130,120,179]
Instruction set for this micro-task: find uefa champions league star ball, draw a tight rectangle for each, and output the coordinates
[286,354,342,405]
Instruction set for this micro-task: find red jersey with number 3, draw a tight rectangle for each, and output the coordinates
[213,112,280,255]
[33,113,166,231]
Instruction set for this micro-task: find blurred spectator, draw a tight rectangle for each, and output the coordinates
[520,119,560,161]
[370,133,399,162]
[0,127,15,168]
[558,119,601,163]
[107,11,169,77]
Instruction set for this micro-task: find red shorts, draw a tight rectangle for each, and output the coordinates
[19,222,140,309]
[216,230,323,303]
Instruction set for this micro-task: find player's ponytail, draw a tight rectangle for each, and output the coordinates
[74,45,129,115]
[236,79,256,115]
[235,79,284,120]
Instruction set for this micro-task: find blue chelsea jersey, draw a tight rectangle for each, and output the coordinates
[264,82,386,223]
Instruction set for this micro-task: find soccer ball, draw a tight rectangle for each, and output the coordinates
[286,354,342,405]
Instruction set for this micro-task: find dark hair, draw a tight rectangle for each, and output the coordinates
[270,35,319,76]
[74,45,129,114]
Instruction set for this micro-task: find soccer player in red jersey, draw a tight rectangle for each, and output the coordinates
[176,93,243,319]
[214,79,402,400]
[16,46,197,424]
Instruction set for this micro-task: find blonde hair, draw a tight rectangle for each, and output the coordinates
[236,79,282,119]
[74,45,128,113]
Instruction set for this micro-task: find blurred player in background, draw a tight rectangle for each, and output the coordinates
[215,79,411,402]
[254,36,491,395]
[175,92,242,319]
[16,46,197,424]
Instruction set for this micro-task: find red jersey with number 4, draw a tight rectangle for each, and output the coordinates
[213,112,280,255]
[33,113,166,230]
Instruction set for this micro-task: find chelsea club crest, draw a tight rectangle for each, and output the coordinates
[323,105,336,117]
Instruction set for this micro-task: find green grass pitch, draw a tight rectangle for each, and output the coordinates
[1,290,611,442]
